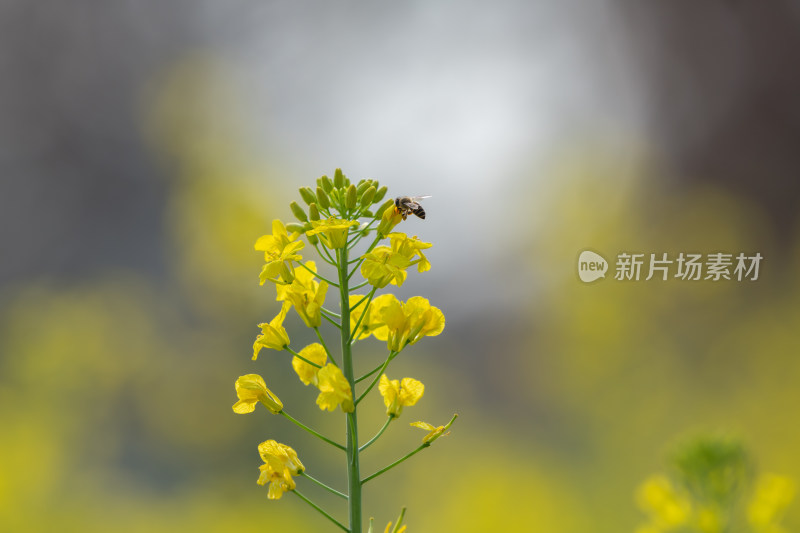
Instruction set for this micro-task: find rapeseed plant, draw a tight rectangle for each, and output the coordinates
[233,169,456,532]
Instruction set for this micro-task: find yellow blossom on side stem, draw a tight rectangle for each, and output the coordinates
[349,293,395,340]
[253,302,291,360]
[254,219,304,284]
[379,374,424,417]
[291,343,328,386]
[373,295,445,352]
[410,421,448,444]
[377,205,403,237]
[276,260,329,328]
[384,523,407,533]
[360,247,413,288]
[388,232,432,273]
[257,440,304,500]
[306,217,360,249]
[316,363,354,413]
[232,374,283,414]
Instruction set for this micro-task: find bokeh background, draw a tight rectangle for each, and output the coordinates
[2,1,800,531]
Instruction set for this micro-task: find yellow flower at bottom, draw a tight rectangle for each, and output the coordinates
[379,374,424,417]
[232,374,283,414]
[748,474,795,530]
[316,363,354,413]
[257,440,304,500]
[635,475,691,529]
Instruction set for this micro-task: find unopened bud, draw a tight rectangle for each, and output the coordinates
[360,186,376,207]
[309,203,320,221]
[290,201,308,222]
[373,185,388,203]
[345,184,357,209]
[299,187,317,206]
[334,168,345,188]
[316,187,330,209]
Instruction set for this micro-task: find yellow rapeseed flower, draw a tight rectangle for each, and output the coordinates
[257,440,304,500]
[360,247,413,288]
[377,205,403,237]
[635,475,691,530]
[276,260,329,328]
[253,302,291,360]
[388,233,432,273]
[291,343,328,386]
[748,474,795,530]
[306,218,360,249]
[349,293,395,340]
[410,421,447,444]
[316,363,354,413]
[359,234,432,289]
[379,374,424,417]
[232,374,283,414]
[372,295,445,352]
[255,219,304,284]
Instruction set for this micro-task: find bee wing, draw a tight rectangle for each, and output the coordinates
[409,195,431,202]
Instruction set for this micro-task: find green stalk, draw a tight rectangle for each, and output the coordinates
[337,245,362,533]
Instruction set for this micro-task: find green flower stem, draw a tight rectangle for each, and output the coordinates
[299,262,340,287]
[280,411,346,451]
[361,443,429,484]
[320,312,342,329]
[349,290,373,313]
[348,287,378,345]
[314,326,339,367]
[313,243,338,266]
[337,245,363,533]
[299,472,348,500]
[359,416,394,452]
[350,279,371,291]
[355,361,385,384]
[356,352,397,405]
[284,346,322,369]
[321,307,342,319]
[292,489,349,533]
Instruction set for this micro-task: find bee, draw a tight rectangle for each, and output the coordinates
[394,196,431,220]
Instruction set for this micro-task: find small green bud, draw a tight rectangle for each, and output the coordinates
[320,175,334,193]
[333,168,345,188]
[285,222,305,233]
[299,187,317,206]
[362,209,374,217]
[345,184,357,209]
[374,198,395,219]
[373,185,388,203]
[290,201,308,222]
[306,231,319,245]
[309,203,320,221]
[360,186,376,207]
[316,187,330,209]
[356,181,371,196]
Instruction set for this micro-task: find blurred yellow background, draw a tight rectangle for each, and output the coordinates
[2,2,799,532]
